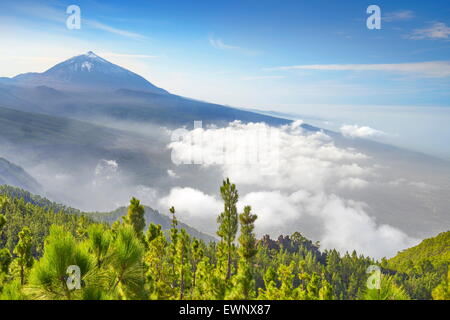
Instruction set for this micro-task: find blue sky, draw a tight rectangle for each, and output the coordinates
[1,0,450,157]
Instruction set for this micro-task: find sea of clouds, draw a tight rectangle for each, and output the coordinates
[162,120,419,259]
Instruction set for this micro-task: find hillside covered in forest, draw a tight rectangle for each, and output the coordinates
[0,181,448,300]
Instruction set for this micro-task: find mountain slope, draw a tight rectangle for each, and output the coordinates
[3,51,168,95]
[0,84,291,128]
[0,185,214,242]
[0,105,171,198]
[0,157,42,193]
[0,185,80,215]
[0,52,291,128]
[87,206,216,243]
[388,231,450,272]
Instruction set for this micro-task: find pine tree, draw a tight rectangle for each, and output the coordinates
[146,223,162,243]
[109,224,145,299]
[0,248,12,274]
[319,278,333,300]
[229,206,258,299]
[190,238,204,292]
[145,223,173,299]
[238,206,258,262]
[278,262,297,299]
[0,213,6,231]
[362,275,410,300]
[217,178,239,281]
[258,266,278,299]
[175,229,191,299]
[432,270,450,300]
[28,225,94,300]
[86,224,111,268]
[123,197,146,239]
[13,227,33,285]
[0,211,11,274]
[168,206,178,288]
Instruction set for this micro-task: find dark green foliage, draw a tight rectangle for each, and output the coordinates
[388,231,449,273]
[13,227,33,285]
[217,178,239,281]
[87,204,215,243]
[385,231,449,299]
[0,191,93,257]
[0,185,81,215]
[0,182,447,300]
[0,248,12,273]
[123,197,146,239]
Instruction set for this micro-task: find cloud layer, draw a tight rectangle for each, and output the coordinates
[407,22,450,40]
[267,61,450,78]
[166,121,418,259]
[340,124,386,139]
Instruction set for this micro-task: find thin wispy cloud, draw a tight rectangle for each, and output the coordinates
[383,10,415,22]
[209,37,261,55]
[209,38,241,50]
[266,61,450,78]
[241,75,285,81]
[407,22,450,40]
[100,52,158,59]
[86,20,147,40]
[340,125,387,139]
[3,2,147,40]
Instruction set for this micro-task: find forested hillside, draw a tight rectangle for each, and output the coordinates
[0,185,214,242]
[87,206,216,242]
[0,180,448,300]
[388,231,450,271]
[383,231,450,300]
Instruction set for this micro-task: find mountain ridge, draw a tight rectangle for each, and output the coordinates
[1,51,168,95]
[0,158,42,193]
[0,185,215,242]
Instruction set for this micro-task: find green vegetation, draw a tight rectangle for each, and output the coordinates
[0,180,448,300]
[383,230,450,299]
[388,231,449,272]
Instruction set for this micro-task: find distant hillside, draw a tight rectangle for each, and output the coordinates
[0,157,41,193]
[87,206,216,243]
[0,51,291,128]
[388,231,450,272]
[0,185,80,215]
[0,185,215,243]
[0,190,92,256]
[0,105,169,187]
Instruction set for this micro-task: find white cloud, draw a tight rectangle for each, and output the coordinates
[383,10,415,22]
[100,52,159,59]
[158,187,222,232]
[93,159,119,186]
[340,124,386,139]
[388,179,436,190]
[86,20,147,40]
[209,38,241,50]
[407,22,450,40]
[167,169,179,178]
[169,121,368,192]
[240,191,302,230]
[338,177,369,189]
[1,2,147,40]
[241,75,285,81]
[266,61,450,78]
[209,37,260,55]
[166,121,417,258]
[317,195,418,258]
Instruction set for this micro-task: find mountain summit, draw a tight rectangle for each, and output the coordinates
[9,51,168,94]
